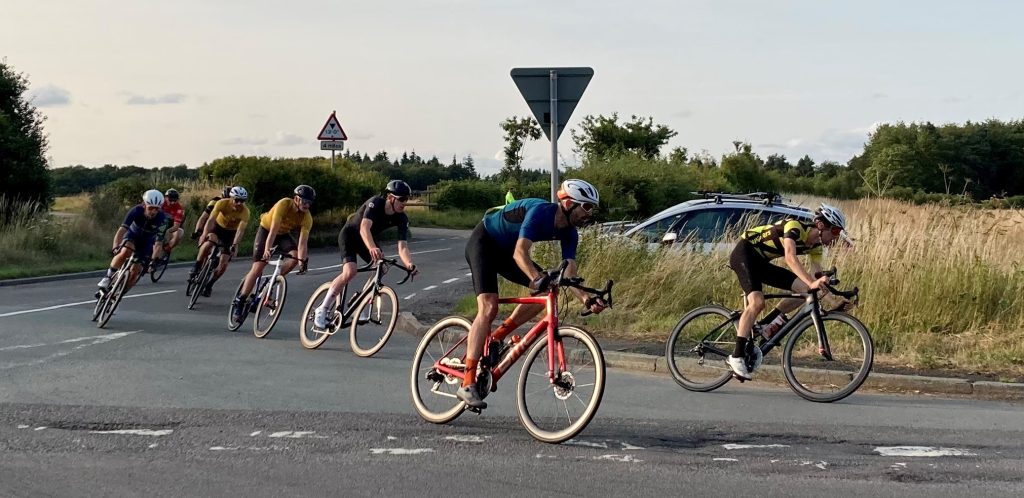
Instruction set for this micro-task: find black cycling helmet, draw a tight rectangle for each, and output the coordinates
[294,184,316,202]
[385,180,412,197]
[221,185,232,198]
[164,188,180,201]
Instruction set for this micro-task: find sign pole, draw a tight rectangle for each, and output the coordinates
[549,70,559,202]
[331,150,335,170]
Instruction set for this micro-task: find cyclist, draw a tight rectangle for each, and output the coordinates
[232,185,313,323]
[312,180,420,329]
[96,189,167,292]
[726,203,849,380]
[458,179,609,409]
[192,185,232,241]
[190,186,251,297]
[152,188,185,264]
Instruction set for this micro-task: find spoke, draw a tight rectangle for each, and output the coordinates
[525,385,552,397]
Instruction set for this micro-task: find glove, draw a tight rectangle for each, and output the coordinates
[190,230,200,240]
[530,273,553,292]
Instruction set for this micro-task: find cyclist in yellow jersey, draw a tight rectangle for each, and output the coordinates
[726,203,850,380]
[232,185,313,322]
[192,186,232,240]
[189,186,251,297]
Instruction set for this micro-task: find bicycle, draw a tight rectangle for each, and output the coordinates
[299,257,414,357]
[228,248,298,338]
[91,242,146,329]
[148,251,170,283]
[185,242,224,310]
[665,268,871,403]
[410,260,613,444]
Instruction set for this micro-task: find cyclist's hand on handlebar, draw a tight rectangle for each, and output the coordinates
[229,244,238,257]
[262,249,272,262]
[408,264,419,277]
[809,275,830,291]
[530,273,553,292]
[585,296,608,315]
[369,247,383,262]
[190,230,200,241]
[297,258,308,275]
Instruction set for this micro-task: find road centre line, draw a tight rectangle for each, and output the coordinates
[0,290,177,318]
[309,247,451,271]
[442,278,460,284]
[422,285,438,291]
[0,333,137,352]
[404,293,416,300]
[0,331,138,370]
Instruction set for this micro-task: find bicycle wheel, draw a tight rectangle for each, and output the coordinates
[253,275,287,338]
[349,286,399,357]
[299,282,337,349]
[226,280,247,331]
[149,255,169,283]
[516,326,605,444]
[665,305,736,392]
[410,316,471,424]
[97,269,129,329]
[782,312,874,403]
[188,259,213,310]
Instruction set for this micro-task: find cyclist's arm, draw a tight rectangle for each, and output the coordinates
[397,240,415,269]
[359,218,376,252]
[203,204,222,238]
[296,229,309,263]
[112,226,128,250]
[782,238,822,289]
[232,220,248,247]
[563,259,590,303]
[513,238,542,282]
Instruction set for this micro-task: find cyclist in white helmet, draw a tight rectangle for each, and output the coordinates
[96,189,167,292]
[457,179,608,409]
[726,202,851,380]
[189,186,251,297]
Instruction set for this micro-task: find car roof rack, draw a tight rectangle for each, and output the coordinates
[690,191,783,206]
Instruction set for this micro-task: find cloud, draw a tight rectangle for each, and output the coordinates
[220,136,268,146]
[671,109,694,119]
[758,124,876,162]
[124,93,187,105]
[31,85,71,107]
[346,131,374,140]
[272,132,305,146]
[870,92,888,100]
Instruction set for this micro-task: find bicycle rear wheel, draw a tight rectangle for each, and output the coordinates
[410,316,471,424]
[665,305,736,392]
[350,286,398,357]
[253,275,287,338]
[149,255,169,283]
[516,326,605,444]
[299,282,336,349]
[782,312,874,403]
[226,280,247,331]
[97,270,129,329]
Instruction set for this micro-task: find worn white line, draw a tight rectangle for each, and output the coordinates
[442,278,460,284]
[404,293,416,300]
[444,435,485,443]
[464,272,472,276]
[0,331,138,370]
[723,444,790,450]
[0,290,176,318]
[713,458,739,462]
[874,446,978,457]
[422,285,438,291]
[309,248,452,272]
[91,429,172,436]
[370,448,434,455]
[565,439,608,449]
[0,333,138,352]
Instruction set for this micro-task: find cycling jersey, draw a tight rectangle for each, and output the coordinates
[210,198,250,230]
[259,198,312,235]
[481,198,578,260]
[121,204,167,239]
[345,196,409,240]
[161,200,185,226]
[203,197,222,215]
[743,219,822,264]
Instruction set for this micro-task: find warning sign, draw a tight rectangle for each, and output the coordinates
[317,112,348,140]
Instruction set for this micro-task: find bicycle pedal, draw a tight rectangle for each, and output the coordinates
[466,406,482,415]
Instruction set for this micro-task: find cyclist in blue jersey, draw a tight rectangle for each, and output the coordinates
[458,179,609,409]
[97,189,167,292]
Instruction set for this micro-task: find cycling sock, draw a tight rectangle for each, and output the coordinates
[462,358,479,388]
[192,261,201,273]
[491,318,518,342]
[207,273,221,287]
[733,336,749,358]
[106,268,116,277]
[759,308,781,326]
[320,289,339,311]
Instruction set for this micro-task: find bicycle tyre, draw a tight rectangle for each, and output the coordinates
[299,282,336,349]
[149,255,169,283]
[410,316,472,425]
[188,258,213,310]
[253,275,287,338]
[516,326,606,444]
[97,268,130,329]
[226,280,247,331]
[665,305,736,392]
[782,312,874,403]
[349,286,399,357]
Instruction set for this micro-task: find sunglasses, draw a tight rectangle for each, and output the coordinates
[829,226,843,235]
[579,202,596,213]
[145,205,161,212]
[296,196,314,206]
[233,199,246,204]
[395,196,409,203]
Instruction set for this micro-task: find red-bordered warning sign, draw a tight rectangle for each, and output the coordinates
[317,111,348,140]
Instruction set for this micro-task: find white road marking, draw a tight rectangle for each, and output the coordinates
[874,446,978,457]
[565,439,608,449]
[17,425,29,429]
[249,431,262,437]
[267,431,325,439]
[0,290,176,318]
[404,293,416,300]
[442,278,460,284]
[210,446,239,451]
[1,333,138,352]
[444,435,485,443]
[310,248,452,271]
[422,285,437,291]
[90,429,173,436]
[713,458,739,462]
[723,444,790,450]
[34,426,47,431]
[148,444,159,449]
[370,448,434,455]
[594,454,642,463]
[465,272,472,276]
[620,442,644,450]
[0,331,138,370]
[387,436,397,441]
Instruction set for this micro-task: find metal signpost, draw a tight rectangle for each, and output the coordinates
[511,67,593,201]
[317,111,348,169]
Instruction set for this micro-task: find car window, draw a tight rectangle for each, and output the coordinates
[670,208,776,242]
[633,214,683,243]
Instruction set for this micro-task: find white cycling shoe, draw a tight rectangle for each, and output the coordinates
[727,355,752,381]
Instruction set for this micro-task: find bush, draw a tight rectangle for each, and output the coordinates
[433,180,505,210]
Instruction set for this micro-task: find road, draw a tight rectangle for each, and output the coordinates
[1,228,1022,497]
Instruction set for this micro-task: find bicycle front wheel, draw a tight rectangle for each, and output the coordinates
[350,286,399,357]
[253,275,287,338]
[665,305,736,392]
[149,255,168,283]
[516,326,605,444]
[226,280,247,331]
[188,259,212,310]
[299,282,336,349]
[97,270,129,329]
[410,316,471,424]
[782,312,874,403]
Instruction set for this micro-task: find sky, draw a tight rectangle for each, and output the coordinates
[4,0,1024,176]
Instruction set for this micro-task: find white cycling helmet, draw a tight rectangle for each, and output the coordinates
[816,203,847,230]
[142,189,164,207]
[557,179,600,206]
[229,186,249,201]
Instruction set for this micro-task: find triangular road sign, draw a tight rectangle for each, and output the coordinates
[317,112,348,140]
[511,67,593,141]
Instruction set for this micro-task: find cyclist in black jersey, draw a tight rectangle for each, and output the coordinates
[192,186,232,240]
[312,180,420,329]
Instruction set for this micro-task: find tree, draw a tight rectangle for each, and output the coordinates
[499,116,542,185]
[764,153,792,172]
[721,142,775,192]
[0,59,51,221]
[571,113,678,162]
[795,155,815,177]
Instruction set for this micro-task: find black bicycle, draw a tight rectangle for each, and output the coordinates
[148,252,170,283]
[665,269,872,403]
[299,258,414,357]
[92,242,145,329]
[185,242,223,310]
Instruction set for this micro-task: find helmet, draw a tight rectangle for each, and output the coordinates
[164,188,179,201]
[221,186,232,198]
[385,180,412,197]
[557,179,600,206]
[229,186,248,201]
[815,203,847,230]
[142,189,164,207]
[294,184,316,202]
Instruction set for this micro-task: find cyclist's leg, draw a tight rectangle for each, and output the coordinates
[275,234,299,275]
[167,227,182,252]
[492,256,544,340]
[126,238,153,291]
[728,242,766,378]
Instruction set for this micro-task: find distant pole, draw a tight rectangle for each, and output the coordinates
[331,150,335,170]
[549,70,559,202]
